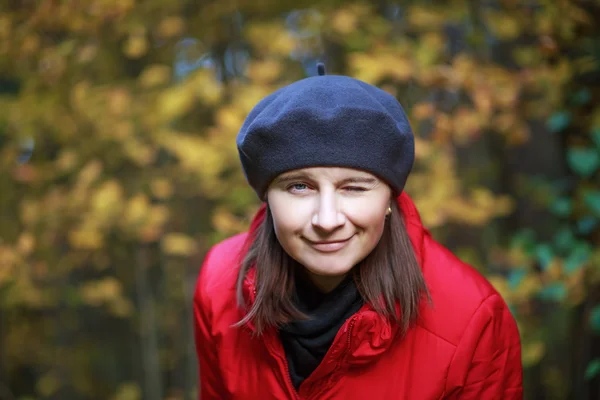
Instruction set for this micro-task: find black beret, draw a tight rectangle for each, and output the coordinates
[237,67,415,199]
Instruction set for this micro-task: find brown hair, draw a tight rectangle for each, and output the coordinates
[235,203,430,335]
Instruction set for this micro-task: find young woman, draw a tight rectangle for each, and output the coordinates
[193,65,523,399]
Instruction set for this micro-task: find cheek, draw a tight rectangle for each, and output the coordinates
[270,209,304,243]
[350,205,387,230]
[351,209,388,245]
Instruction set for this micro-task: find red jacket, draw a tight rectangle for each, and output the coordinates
[193,193,523,399]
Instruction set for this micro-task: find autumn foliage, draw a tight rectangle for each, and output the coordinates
[0,1,599,399]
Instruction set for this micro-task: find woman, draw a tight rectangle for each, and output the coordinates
[193,64,523,399]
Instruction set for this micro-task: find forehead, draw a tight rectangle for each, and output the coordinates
[277,167,380,181]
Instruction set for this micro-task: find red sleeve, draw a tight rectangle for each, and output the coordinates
[445,294,523,399]
[193,248,228,400]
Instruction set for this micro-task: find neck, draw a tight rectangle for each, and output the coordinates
[305,272,348,293]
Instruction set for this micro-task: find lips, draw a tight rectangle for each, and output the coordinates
[306,236,353,253]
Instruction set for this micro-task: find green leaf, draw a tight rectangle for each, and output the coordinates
[567,148,600,177]
[510,229,536,251]
[585,359,600,381]
[571,88,592,105]
[547,111,572,133]
[590,306,600,333]
[535,244,554,269]
[550,197,572,217]
[564,242,592,274]
[553,228,576,252]
[508,269,527,290]
[538,283,566,301]
[583,190,600,216]
[592,128,600,149]
[577,215,598,235]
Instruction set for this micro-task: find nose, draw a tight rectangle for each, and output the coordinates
[311,192,345,232]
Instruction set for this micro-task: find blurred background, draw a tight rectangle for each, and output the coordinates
[0,0,599,399]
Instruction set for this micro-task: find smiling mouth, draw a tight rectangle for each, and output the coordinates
[306,236,353,253]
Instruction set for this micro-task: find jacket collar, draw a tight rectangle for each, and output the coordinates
[240,192,427,368]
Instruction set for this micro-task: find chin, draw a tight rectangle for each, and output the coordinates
[302,258,356,277]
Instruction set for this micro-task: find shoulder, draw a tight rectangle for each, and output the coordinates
[193,233,248,319]
[417,234,517,347]
[197,233,248,289]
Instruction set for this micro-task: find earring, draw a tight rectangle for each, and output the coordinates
[386,206,392,216]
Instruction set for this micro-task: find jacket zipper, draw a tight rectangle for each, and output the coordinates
[267,329,300,400]
[276,314,359,400]
[345,316,357,350]
[281,350,301,399]
[310,315,359,400]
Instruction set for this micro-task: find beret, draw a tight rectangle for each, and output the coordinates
[237,66,415,199]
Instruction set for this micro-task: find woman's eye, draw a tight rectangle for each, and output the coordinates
[288,183,309,192]
[345,186,367,192]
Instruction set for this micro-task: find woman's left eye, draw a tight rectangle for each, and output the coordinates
[345,186,367,192]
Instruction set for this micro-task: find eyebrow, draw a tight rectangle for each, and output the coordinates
[274,173,378,185]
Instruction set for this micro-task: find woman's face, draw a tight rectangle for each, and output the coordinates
[266,167,392,292]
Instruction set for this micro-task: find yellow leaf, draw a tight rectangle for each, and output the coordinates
[573,56,599,75]
[567,4,592,25]
[123,35,148,59]
[212,208,247,234]
[108,88,132,116]
[92,180,124,222]
[110,298,134,317]
[77,43,98,63]
[234,85,274,114]
[22,34,41,55]
[77,160,103,187]
[111,383,142,400]
[68,225,104,250]
[247,59,282,84]
[139,65,172,88]
[413,137,434,160]
[192,71,223,105]
[514,275,542,299]
[159,133,225,178]
[522,341,545,367]
[331,9,358,35]
[157,85,196,121]
[157,17,185,38]
[162,233,197,256]
[70,80,90,111]
[80,277,123,306]
[150,179,174,200]
[246,23,296,56]
[487,12,521,40]
[17,232,35,255]
[452,107,484,144]
[113,121,135,140]
[545,259,563,281]
[488,276,512,302]
[140,205,170,242]
[55,150,78,172]
[0,246,17,284]
[348,53,385,84]
[215,106,245,134]
[37,371,61,397]
[123,140,156,166]
[0,15,11,38]
[420,32,444,58]
[471,87,493,116]
[124,194,150,227]
[408,7,447,29]
[412,103,435,120]
[386,56,413,81]
[20,200,40,226]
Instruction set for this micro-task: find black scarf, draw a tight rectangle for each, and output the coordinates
[279,270,364,389]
